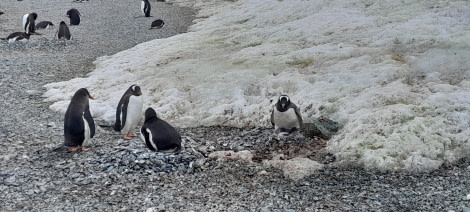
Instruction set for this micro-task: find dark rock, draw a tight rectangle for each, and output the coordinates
[301,116,342,139]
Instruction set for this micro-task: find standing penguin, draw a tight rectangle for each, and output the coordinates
[270,95,303,135]
[66,8,80,25]
[64,88,95,152]
[5,32,31,43]
[141,0,151,17]
[140,108,182,152]
[114,85,143,140]
[22,12,37,34]
[57,21,72,40]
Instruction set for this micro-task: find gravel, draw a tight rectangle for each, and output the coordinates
[1,0,470,211]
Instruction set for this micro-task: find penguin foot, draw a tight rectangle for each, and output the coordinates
[123,135,134,140]
[81,146,91,152]
[67,146,91,152]
[68,146,80,152]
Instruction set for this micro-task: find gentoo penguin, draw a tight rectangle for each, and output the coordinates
[141,0,151,17]
[140,108,182,153]
[149,19,164,29]
[35,21,54,30]
[64,88,95,152]
[22,13,37,34]
[66,8,80,25]
[114,85,143,140]
[270,95,303,135]
[5,32,30,43]
[57,21,72,40]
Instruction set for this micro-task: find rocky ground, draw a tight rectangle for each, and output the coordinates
[1,0,470,211]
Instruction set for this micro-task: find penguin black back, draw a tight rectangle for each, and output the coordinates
[6,32,30,43]
[36,21,54,29]
[150,19,164,29]
[66,8,80,25]
[64,88,95,147]
[140,108,181,152]
[57,21,72,40]
[114,85,142,131]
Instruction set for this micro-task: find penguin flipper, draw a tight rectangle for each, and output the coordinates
[293,104,303,128]
[114,101,124,131]
[120,99,130,129]
[84,108,95,138]
[270,107,275,126]
[141,126,157,151]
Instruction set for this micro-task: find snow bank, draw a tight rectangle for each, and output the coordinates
[43,0,470,171]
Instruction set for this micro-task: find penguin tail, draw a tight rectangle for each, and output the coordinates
[159,145,182,154]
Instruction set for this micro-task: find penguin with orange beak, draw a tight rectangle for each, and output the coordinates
[64,88,95,152]
[271,95,303,135]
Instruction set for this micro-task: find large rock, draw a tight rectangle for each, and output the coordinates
[301,117,342,140]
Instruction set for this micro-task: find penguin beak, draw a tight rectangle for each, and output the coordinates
[281,103,285,108]
[137,91,142,96]
[89,95,94,100]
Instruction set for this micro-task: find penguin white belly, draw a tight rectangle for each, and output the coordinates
[141,1,145,15]
[82,115,91,145]
[121,95,143,134]
[273,108,300,129]
[8,37,18,43]
[22,14,28,31]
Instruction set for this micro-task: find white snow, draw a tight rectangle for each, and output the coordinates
[43,0,470,171]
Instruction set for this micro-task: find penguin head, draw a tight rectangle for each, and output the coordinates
[278,95,290,109]
[130,84,142,96]
[66,9,79,17]
[59,21,66,26]
[31,13,38,20]
[76,88,94,100]
[144,107,158,122]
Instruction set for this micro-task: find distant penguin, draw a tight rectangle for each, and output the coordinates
[57,21,72,40]
[149,19,164,29]
[270,95,303,135]
[0,11,4,15]
[140,108,182,153]
[64,88,95,152]
[114,85,143,140]
[22,13,37,34]
[66,8,80,25]
[141,0,151,17]
[5,32,30,43]
[35,21,54,30]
